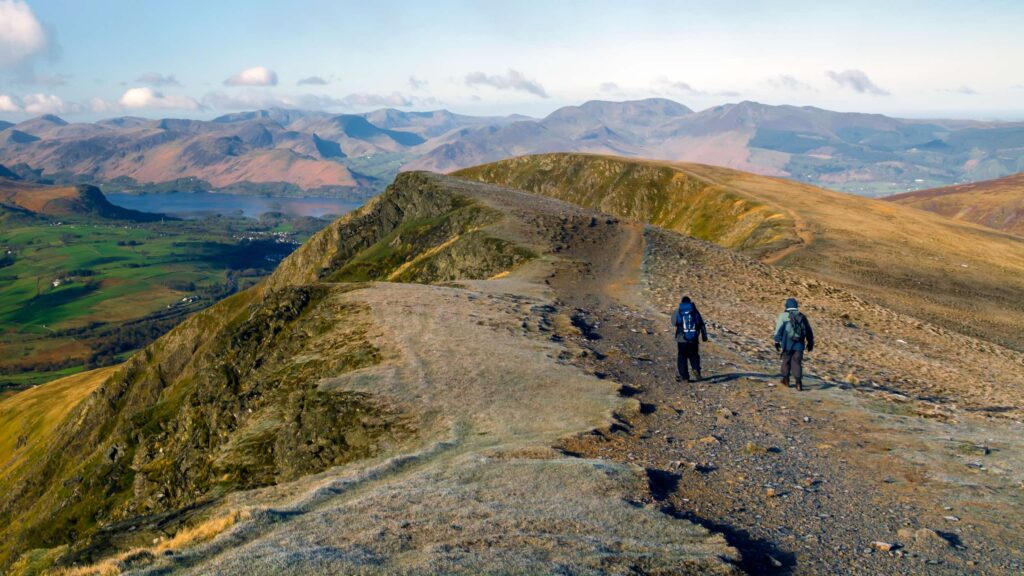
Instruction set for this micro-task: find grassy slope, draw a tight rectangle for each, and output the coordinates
[456,153,1024,352]
[0,173,542,571]
[0,367,117,484]
[885,172,1024,236]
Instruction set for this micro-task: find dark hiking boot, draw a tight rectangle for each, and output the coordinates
[675,375,684,383]
[795,381,804,391]
[693,370,703,382]
[780,378,790,387]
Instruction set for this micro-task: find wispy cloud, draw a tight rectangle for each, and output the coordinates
[137,72,180,87]
[0,0,50,68]
[599,82,621,93]
[297,75,328,86]
[825,69,889,96]
[940,85,978,95]
[200,90,429,111]
[465,69,548,98]
[765,74,812,91]
[655,77,739,98]
[224,66,278,87]
[408,75,427,90]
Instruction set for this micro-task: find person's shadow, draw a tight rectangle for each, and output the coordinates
[704,372,843,390]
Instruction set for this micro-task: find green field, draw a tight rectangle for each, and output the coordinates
[0,215,326,389]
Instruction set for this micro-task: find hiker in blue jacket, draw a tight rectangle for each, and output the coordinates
[672,296,708,382]
[774,297,815,391]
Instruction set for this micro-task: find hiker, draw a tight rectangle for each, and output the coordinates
[773,297,814,390]
[672,296,708,382]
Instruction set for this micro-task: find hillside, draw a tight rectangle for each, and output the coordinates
[0,172,739,574]
[3,170,1023,574]
[5,99,1024,199]
[0,178,161,221]
[885,172,1024,236]
[456,153,1024,352]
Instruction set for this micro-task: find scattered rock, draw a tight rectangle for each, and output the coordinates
[871,541,896,552]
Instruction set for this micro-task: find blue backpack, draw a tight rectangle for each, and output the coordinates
[676,306,699,342]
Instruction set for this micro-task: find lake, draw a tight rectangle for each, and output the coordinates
[107,192,363,219]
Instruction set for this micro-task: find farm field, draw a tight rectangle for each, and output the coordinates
[0,215,327,389]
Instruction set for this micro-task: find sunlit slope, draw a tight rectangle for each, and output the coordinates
[0,172,735,574]
[886,172,1024,236]
[457,153,1024,351]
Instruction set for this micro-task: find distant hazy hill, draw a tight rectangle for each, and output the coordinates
[886,172,1024,235]
[457,153,1024,351]
[2,99,1024,198]
[413,100,1024,196]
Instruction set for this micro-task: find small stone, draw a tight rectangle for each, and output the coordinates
[766,488,778,498]
[872,541,895,552]
[699,435,720,445]
[943,515,960,522]
[768,555,783,568]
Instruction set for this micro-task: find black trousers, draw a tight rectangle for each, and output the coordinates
[780,349,804,383]
[676,341,701,379]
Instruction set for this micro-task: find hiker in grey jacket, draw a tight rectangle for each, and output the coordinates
[773,297,814,390]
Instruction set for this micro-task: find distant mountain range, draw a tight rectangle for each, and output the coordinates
[2,99,1023,198]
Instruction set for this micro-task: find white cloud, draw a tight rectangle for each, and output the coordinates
[119,87,200,110]
[465,69,548,98]
[137,72,180,87]
[297,75,328,86]
[765,74,812,91]
[0,93,20,112]
[825,69,889,96]
[224,66,278,87]
[408,75,427,90]
[21,93,78,115]
[599,82,621,93]
[89,96,118,113]
[0,0,48,68]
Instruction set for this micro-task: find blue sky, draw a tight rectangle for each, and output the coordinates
[1,0,1023,120]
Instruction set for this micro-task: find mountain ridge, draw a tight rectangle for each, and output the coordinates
[456,153,1024,352]
[5,98,1024,199]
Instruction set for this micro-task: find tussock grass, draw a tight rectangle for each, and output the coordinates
[50,510,251,576]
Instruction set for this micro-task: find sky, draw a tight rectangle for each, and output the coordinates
[1,0,1023,122]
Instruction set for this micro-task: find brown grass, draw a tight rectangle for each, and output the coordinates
[886,172,1024,236]
[458,153,1024,352]
[50,510,251,576]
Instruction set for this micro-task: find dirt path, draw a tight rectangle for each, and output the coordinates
[543,221,1024,575]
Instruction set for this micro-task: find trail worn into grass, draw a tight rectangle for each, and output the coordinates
[12,171,1024,575]
[548,222,1024,575]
